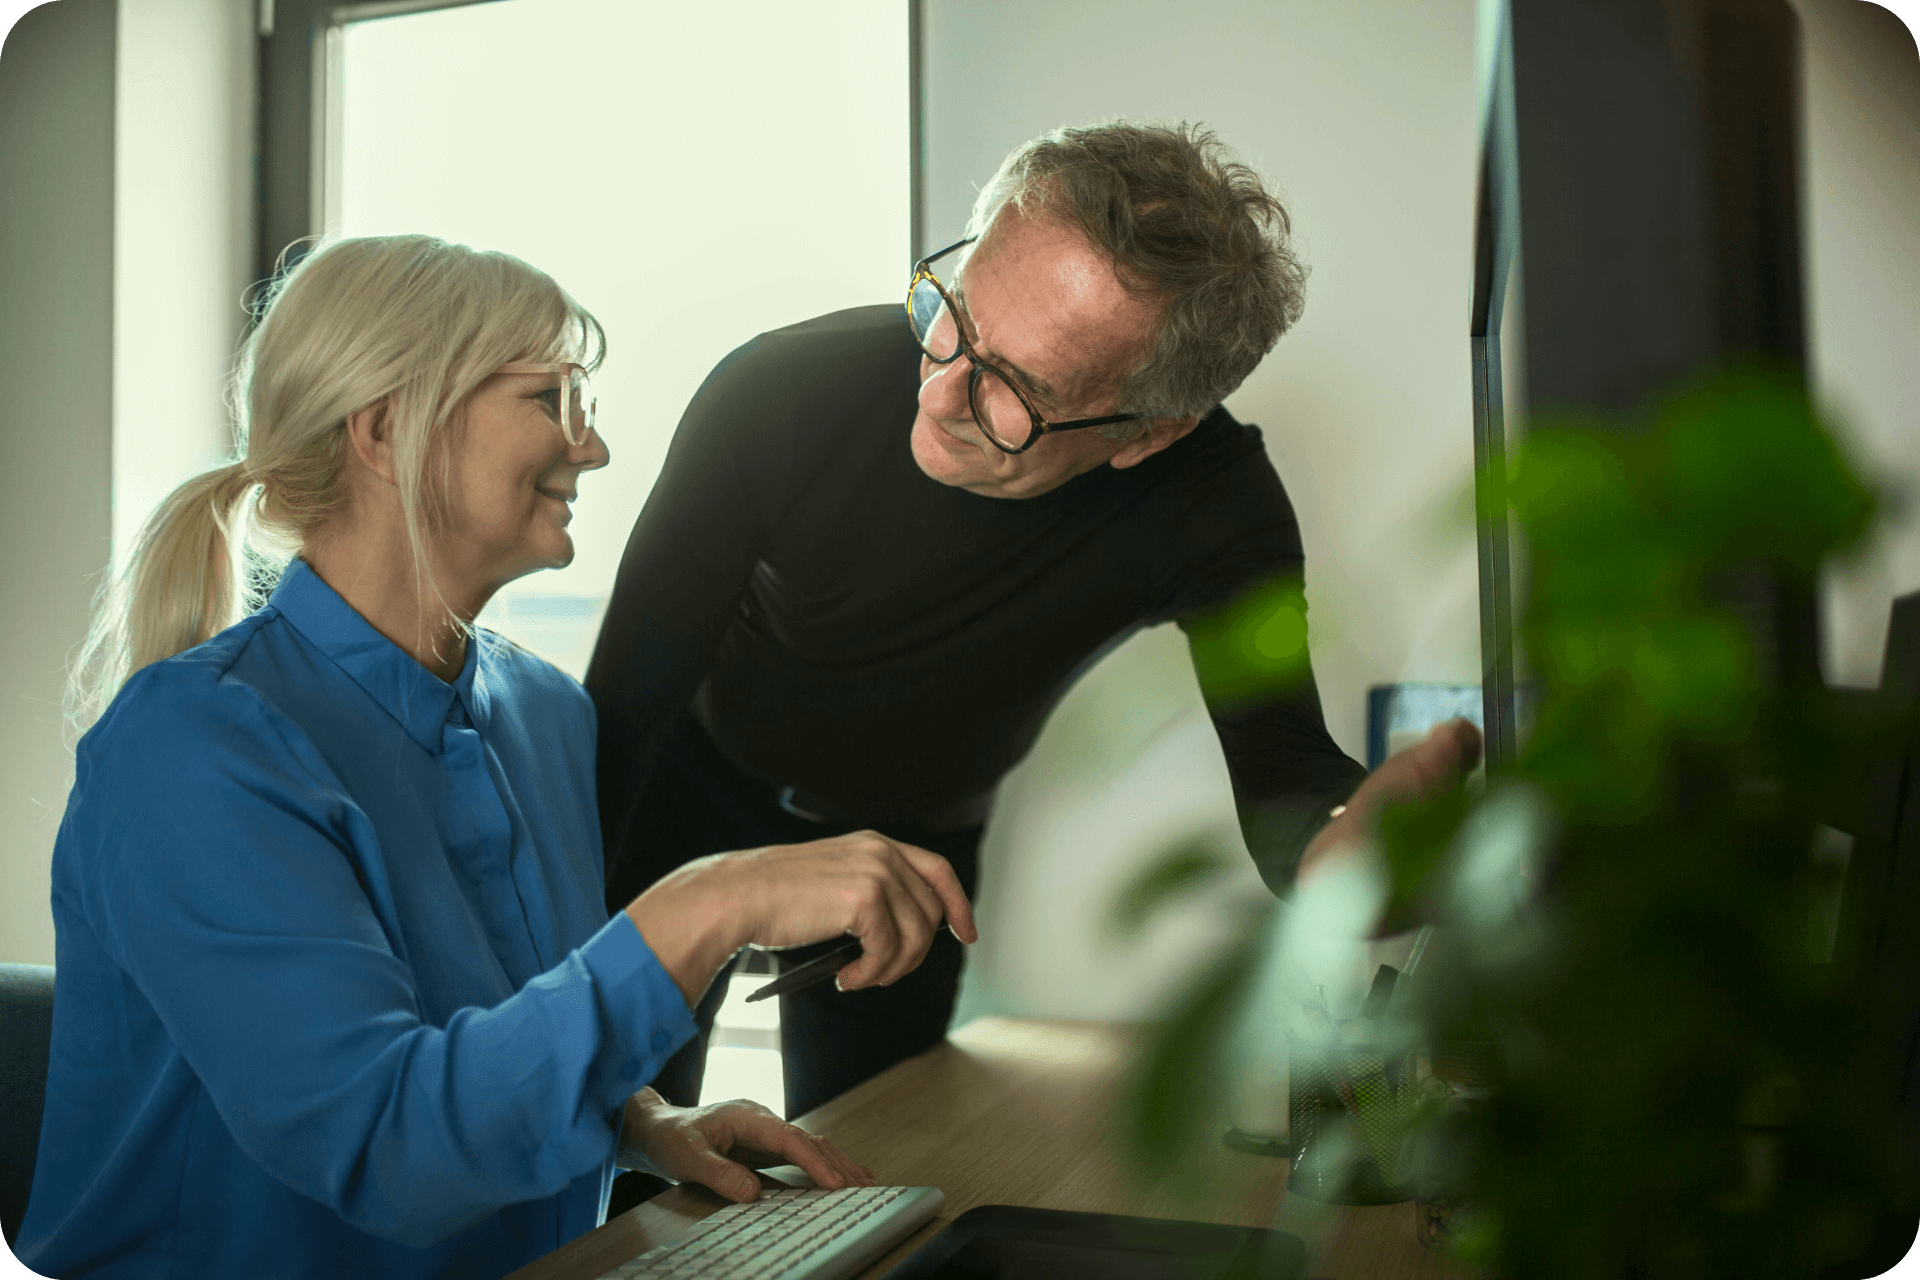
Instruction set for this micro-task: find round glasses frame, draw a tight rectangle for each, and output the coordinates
[906,238,1139,455]
[495,361,598,447]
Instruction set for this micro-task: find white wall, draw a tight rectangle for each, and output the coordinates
[926,0,1486,1025]
[0,0,116,969]
[0,0,253,967]
[113,0,256,559]
[937,0,1920,1027]
[1794,0,1920,688]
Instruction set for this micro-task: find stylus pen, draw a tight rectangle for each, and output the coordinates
[744,939,864,1003]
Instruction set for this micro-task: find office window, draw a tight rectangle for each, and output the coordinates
[336,0,907,1112]
[338,0,910,676]
[704,957,784,1112]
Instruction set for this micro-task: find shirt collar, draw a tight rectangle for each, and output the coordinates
[268,560,482,753]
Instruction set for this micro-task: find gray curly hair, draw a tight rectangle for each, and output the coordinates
[964,120,1307,438]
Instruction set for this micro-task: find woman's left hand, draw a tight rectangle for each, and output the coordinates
[620,1091,875,1204]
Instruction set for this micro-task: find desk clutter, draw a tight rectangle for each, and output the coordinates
[513,1020,1466,1280]
[1276,961,1449,1209]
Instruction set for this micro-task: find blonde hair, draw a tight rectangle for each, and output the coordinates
[68,235,604,728]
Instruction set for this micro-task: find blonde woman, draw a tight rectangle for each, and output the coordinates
[16,236,974,1280]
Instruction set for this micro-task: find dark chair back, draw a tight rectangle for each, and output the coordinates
[0,963,54,1246]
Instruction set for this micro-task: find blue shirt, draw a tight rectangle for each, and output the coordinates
[17,562,697,1279]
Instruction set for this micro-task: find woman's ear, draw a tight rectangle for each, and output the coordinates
[344,400,398,487]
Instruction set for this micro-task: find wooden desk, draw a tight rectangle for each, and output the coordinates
[510,1017,1476,1280]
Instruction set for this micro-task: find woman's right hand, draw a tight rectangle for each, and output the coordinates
[623,831,978,1007]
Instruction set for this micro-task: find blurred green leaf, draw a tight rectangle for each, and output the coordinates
[1658,369,1875,570]
[1351,1073,1452,1184]
[1502,423,1640,541]
[1131,369,1902,1277]
[1377,783,1475,927]
[1445,1207,1503,1266]
[1118,936,1259,1179]
[1185,576,1311,708]
[1108,838,1230,938]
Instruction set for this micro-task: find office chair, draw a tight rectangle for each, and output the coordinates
[0,963,53,1246]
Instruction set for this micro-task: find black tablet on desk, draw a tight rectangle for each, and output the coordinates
[877,1205,1307,1280]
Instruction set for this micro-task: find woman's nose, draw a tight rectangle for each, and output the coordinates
[576,427,611,472]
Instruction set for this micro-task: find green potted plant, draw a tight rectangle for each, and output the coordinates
[1118,369,1915,1277]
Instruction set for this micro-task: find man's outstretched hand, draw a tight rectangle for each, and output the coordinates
[1297,717,1484,884]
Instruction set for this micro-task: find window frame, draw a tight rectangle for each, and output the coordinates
[257,0,926,288]
[255,0,507,289]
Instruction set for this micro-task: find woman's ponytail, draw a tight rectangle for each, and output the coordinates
[68,462,257,731]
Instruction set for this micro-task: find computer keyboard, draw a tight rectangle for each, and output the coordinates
[596,1184,945,1280]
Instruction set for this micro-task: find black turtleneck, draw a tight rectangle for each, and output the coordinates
[585,304,1366,893]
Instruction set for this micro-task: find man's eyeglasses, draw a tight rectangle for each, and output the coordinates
[496,362,597,447]
[906,238,1139,455]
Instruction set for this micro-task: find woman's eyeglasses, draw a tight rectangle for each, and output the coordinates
[496,362,597,447]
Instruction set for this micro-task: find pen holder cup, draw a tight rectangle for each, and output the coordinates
[1284,1037,1418,1206]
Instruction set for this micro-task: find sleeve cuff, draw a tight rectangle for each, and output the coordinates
[1243,795,1348,897]
[579,913,700,1091]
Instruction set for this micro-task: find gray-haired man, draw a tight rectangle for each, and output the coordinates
[586,121,1479,1121]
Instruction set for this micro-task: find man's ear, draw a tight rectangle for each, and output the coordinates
[1108,414,1201,470]
[344,400,398,487]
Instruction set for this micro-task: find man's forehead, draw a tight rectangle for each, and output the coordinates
[947,275,1067,403]
[953,211,1155,406]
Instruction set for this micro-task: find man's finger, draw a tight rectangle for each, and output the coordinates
[1452,718,1485,769]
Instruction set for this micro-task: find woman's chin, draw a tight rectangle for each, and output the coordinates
[489,538,574,589]
[534,536,576,572]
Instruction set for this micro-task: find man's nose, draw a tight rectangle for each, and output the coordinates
[918,355,974,421]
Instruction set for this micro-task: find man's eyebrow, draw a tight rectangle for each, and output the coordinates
[948,280,1064,405]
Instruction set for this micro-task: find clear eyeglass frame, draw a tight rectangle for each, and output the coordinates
[495,361,598,447]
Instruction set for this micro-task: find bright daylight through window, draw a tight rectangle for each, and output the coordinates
[338,0,908,1111]
[340,0,909,677]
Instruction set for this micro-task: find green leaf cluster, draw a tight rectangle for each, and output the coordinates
[1503,370,1873,826]
[1120,369,1913,1277]
[1394,371,1902,1277]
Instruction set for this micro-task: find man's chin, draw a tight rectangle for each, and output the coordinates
[909,414,980,488]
